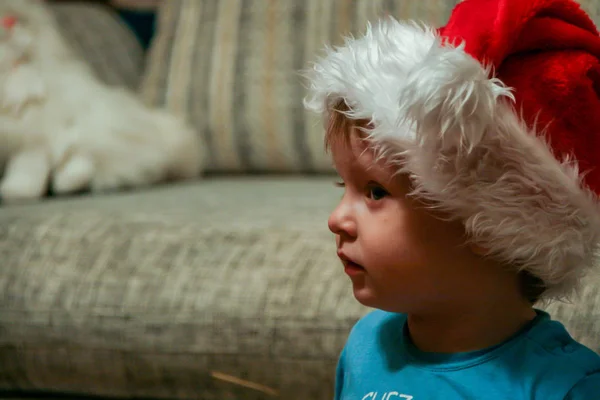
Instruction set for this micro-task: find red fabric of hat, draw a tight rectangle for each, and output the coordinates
[441,0,600,193]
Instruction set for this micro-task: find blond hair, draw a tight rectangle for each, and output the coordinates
[325,99,370,153]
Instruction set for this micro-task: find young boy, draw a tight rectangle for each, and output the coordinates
[304,0,600,398]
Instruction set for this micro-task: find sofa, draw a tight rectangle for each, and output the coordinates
[1,1,599,399]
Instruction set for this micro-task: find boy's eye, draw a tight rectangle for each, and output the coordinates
[367,184,389,201]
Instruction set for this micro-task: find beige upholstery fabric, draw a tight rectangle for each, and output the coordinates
[140,0,461,174]
[1,178,599,399]
[0,178,368,399]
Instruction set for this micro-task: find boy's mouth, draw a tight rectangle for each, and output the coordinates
[337,251,365,276]
[344,261,365,276]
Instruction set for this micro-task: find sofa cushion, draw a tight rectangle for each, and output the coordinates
[0,178,369,400]
[0,178,599,400]
[139,0,461,174]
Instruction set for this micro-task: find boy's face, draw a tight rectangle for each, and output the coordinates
[329,132,484,313]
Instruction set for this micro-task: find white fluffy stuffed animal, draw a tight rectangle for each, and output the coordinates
[0,0,204,203]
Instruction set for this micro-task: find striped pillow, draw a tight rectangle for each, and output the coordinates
[50,2,145,90]
[138,0,465,173]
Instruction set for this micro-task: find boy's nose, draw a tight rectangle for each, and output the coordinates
[1,16,17,31]
[328,201,357,239]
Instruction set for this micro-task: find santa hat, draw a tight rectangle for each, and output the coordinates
[304,0,600,301]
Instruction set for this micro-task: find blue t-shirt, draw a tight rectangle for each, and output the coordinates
[335,310,600,400]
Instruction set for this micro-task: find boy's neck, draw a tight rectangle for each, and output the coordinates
[406,296,537,354]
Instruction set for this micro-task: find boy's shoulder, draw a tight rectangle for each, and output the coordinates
[341,309,600,399]
[520,310,600,369]
[520,316,600,399]
[515,311,600,396]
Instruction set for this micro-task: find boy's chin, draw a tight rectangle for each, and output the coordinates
[351,285,381,309]
[352,285,411,313]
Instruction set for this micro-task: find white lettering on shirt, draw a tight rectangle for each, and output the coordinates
[361,392,413,400]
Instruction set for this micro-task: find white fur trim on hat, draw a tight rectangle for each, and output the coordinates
[304,18,600,301]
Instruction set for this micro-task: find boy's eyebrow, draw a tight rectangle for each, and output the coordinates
[365,163,400,187]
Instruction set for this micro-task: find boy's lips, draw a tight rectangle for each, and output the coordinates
[337,251,365,276]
